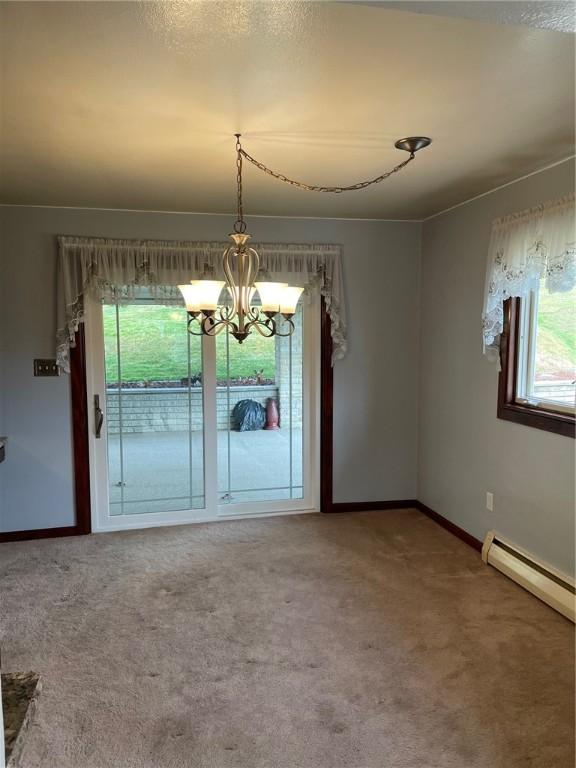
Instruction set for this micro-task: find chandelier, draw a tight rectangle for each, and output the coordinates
[179,133,431,342]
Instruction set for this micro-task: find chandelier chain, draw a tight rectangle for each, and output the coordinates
[236,139,415,194]
[234,134,247,233]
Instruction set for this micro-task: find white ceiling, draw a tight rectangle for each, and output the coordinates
[0,1,574,220]
[352,2,576,34]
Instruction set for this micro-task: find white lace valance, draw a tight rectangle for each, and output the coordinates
[482,194,576,361]
[56,236,347,372]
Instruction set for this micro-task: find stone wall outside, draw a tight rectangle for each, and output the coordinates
[106,385,279,434]
[275,312,303,430]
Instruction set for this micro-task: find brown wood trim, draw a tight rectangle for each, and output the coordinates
[320,297,334,513]
[0,327,92,544]
[498,298,575,438]
[498,401,575,437]
[415,501,483,552]
[70,324,92,534]
[332,500,418,513]
[0,526,86,543]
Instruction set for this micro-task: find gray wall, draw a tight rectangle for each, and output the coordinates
[419,159,576,577]
[0,207,421,531]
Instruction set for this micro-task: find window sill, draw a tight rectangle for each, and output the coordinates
[498,400,575,438]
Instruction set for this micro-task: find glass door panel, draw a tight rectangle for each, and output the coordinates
[216,307,304,506]
[103,299,205,516]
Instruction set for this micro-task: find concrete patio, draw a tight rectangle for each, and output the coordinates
[107,428,303,515]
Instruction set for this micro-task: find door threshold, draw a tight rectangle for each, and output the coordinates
[93,507,319,534]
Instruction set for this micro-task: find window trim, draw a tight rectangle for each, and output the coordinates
[498,297,575,438]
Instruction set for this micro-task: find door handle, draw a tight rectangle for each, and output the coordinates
[94,395,104,439]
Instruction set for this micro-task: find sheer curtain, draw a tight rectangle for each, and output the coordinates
[482,194,575,361]
[56,236,347,372]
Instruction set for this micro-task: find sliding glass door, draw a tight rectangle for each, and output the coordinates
[85,290,319,531]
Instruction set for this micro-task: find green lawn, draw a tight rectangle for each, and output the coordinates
[104,304,276,383]
[535,285,576,378]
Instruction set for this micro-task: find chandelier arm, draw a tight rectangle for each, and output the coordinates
[237,246,248,335]
[222,245,238,315]
[185,314,232,337]
[211,312,242,336]
[246,317,276,338]
[186,316,207,336]
[219,304,233,321]
[187,315,220,336]
[247,246,260,286]
[238,146,415,194]
[202,324,229,337]
[272,317,296,337]
[247,306,261,321]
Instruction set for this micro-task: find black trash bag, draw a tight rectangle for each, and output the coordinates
[232,399,266,432]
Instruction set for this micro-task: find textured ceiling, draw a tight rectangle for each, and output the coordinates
[0,1,574,220]
[354,2,576,34]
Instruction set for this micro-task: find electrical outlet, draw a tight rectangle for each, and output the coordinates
[486,492,494,512]
[34,359,59,377]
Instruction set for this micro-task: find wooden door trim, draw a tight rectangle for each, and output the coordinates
[320,297,334,513]
[69,324,92,534]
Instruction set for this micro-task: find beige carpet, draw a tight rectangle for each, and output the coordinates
[1,509,574,768]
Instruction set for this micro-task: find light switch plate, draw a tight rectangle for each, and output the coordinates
[34,359,60,377]
[486,492,494,512]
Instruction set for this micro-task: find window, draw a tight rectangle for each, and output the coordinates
[498,280,575,438]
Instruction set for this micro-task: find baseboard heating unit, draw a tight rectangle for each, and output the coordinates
[482,531,575,623]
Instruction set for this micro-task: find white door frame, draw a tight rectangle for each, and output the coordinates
[84,291,320,532]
